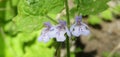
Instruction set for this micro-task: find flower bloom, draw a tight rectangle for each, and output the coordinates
[38,16,90,42]
[70,16,90,37]
[54,20,71,42]
[38,22,56,42]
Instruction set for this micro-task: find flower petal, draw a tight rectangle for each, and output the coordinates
[38,35,43,42]
[42,35,50,42]
[70,24,75,33]
[56,31,66,42]
[72,26,81,37]
[38,28,50,42]
[48,27,56,38]
[79,25,90,36]
[38,34,50,42]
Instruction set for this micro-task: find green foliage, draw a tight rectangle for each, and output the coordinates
[75,47,82,53]
[100,9,113,21]
[74,0,110,15]
[4,22,17,35]
[18,0,64,16]
[88,15,102,25]
[102,52,109,57]
[13,15,46,32]
[5,0,16,21]
[112,4,120,15]
[24,44,55,57]
[13,0,64,32]
[0,0,7,26]
[102,51,120,57]
[4,31,55,57]
[0,29,5,57]
[70,53,75,57]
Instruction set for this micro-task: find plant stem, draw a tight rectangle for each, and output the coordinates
[56,42,62,57]
[66,36,70,57]
[64,0,70,57]
[65,0,70,26]
[46,15,58,24]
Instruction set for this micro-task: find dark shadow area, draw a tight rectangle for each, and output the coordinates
[102,18,112,23]
[75,37,97,57]
[75,37,85,50]
[23,37,36,53]
[75,50,97,57]
[88,24,102,30]
[114,15,120,19]
[82,15,89,18]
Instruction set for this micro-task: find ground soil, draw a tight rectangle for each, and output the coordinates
[78,18,120,57]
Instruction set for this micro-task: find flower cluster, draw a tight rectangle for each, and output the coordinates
[38,16,90,42]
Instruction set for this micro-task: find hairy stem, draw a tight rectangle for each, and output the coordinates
[65,0,70,57]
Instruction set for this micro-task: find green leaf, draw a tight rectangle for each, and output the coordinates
[13,15,46,32]
[88,15,102,25]
[112,4,120,15]
[5,36,15,57]
[4,22,17,35]
[100,9,113,21]
[5,0,16,21]
[74,0,110,15]
[11,0,19,7]
[0,0,6,19]
[13,0,64,32]
[0,29,5,57]
[4,31,38,57]
[24,43,55,57]
[0,0,7,26]
[11,37,24,57]
[18,0,64,16]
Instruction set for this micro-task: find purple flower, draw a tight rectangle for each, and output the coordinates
[70,16,90,37]
[54,20,71,42]
[38,22,56,42]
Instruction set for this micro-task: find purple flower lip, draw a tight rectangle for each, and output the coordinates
[75,16,82,25]
[44,22,52,28]
[56,20,66,30]
[59,20,66,26]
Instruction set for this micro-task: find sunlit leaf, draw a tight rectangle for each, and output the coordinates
[18,0,64,16]
[74,0,110,15]
[5,0,16,21]
[100,9,113,21]
[88,15,102,25]
[13,0,64,32]
[24,46,55,57]
[13,15,46,32]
